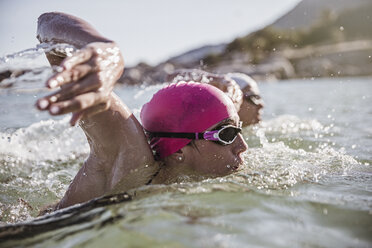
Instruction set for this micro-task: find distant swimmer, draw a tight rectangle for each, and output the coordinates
[227,72,264,125]
[35,12,247,211]
[168,69,264,127]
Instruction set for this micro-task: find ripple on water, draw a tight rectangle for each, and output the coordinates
[0,117,88,223]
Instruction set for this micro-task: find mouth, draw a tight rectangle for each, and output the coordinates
[232,155,244,170]
[257,109,263,118]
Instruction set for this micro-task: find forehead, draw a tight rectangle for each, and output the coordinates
[209,115,239,130]
[242,83,260,96]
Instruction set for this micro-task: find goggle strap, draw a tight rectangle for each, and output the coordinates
[203,130,219,141]
[148,131,199,140]
[148,131,219,140]
[147,125,240,142]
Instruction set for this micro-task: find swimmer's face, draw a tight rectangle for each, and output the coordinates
[183,116,248,177]
[238,86,264,126]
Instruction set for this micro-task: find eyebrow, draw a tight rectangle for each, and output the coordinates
[211,118,236,130]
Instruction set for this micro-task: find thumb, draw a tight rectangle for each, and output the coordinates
[70,112,83,126]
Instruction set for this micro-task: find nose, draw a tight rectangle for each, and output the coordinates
[233,133,248,155]
[256,99,264,109]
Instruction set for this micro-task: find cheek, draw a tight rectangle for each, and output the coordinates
[242,104,259,117]
[204,150,235,175]
[215,155,236,174]
[197,152,223,173]
[191,142,237,176]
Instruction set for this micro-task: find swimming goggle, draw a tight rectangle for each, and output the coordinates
[147,122,242,145]
[244,92,262,105]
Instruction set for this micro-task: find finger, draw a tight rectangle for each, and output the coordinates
[48,91,106,116]
[70,112,83,126]
[70,101,110,126]
[61,48,93,70]
[36,98,50,110]
[46,74,101,102]
[46,64,93,88]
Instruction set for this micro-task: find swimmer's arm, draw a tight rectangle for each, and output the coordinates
[35,12,159,209]
[37,12,112,65]
[56,95,159,209]
[37,12,124,125]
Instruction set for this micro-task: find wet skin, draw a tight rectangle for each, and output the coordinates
[35,12,249,210]
[152,117,248,184]
[238,99,263,125]
[238,85,264,126]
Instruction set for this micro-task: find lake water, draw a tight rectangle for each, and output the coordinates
[0,47,371,247]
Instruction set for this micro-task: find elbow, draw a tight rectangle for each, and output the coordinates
[36,12,64,43]
[37,12,55,43]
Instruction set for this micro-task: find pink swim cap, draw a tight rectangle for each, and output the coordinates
[140,82,237,159]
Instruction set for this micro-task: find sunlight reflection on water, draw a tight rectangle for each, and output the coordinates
[0,46,371,247]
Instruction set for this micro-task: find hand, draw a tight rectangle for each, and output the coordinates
[36,42,124,125]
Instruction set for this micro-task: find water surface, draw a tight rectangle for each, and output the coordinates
[0,47,371,247]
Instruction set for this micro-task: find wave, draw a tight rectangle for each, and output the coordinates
[0,117,88,161]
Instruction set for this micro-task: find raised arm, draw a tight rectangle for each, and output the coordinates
[36,12,158,209]
[37,12,113,66]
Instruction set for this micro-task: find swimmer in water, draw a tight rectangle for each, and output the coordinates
[35,12,248,211]
[168,69,264,126]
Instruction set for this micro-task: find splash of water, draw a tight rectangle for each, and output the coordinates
[0,113,362,224]
[0,117,88,161]
[0,43,76,90]
[0,43,75,68]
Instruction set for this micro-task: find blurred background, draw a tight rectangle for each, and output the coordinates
[0,0,301,66]
[1,0,371,85]
[0,2,371,246]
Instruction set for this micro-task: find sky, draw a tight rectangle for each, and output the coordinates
[0,0,301,66]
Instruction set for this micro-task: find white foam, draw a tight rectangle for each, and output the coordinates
[0,117,88,161]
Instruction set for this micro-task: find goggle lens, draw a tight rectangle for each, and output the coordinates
[147,122,242,146]
[219,126,240,143]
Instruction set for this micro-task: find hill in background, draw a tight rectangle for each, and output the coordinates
[272,0,371,30]
[199,0,372,81]
[118,0,372,84]
[4,0,369,86]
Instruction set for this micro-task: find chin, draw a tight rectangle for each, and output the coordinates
[230,157,243,171]
[247,118,259,125]
[252,113,261,124]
